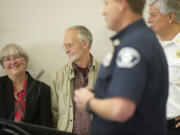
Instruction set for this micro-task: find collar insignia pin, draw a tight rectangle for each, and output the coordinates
[175,49,180,58]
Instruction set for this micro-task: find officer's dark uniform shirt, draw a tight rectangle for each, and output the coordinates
[91,19,168,135]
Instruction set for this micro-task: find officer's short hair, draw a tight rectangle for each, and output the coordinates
[0,43,29,67]
[126,0,146,16]
[149,0,180,23]
[66,25,93,49]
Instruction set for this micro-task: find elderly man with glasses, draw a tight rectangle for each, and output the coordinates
[51,25,99,135]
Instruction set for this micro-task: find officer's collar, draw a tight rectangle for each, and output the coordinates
[111,19,145,46]
[159,32,180,48]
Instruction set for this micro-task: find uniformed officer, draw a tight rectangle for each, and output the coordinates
[148,0,180,135]
[74,0,169,135]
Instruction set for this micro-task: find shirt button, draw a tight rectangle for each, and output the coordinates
[70,119,73,122]
[113,39,120,46]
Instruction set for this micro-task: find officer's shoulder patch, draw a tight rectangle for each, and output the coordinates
[116,47,141,68]
[103,52,113,67]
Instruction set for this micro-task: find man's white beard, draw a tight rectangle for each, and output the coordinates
[69,49,83,62]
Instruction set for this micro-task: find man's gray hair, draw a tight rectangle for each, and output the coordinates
[0,43,29,67]
[148,0,180,23]
[67,25,93,49]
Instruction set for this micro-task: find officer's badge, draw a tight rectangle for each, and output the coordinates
[113,39,120,46]
[116,47,140,68]
[103,52,113,67]
[175,49,180,58]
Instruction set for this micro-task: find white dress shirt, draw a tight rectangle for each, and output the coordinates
[160,32,180,119]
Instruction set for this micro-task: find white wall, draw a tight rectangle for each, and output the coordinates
[0,0,149,85]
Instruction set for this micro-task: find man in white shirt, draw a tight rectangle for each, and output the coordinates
[148,0,180,134]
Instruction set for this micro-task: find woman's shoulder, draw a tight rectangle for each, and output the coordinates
[38,80,50,90]
[27,72,50,91]
[32,78,50,90]
[0,75,11,91]
[0,75,9,83]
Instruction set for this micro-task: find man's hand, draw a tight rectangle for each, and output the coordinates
[175,116,180,128]
[74,87,94,111]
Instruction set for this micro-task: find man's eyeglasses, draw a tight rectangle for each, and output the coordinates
[63,43,75,49]
[62,41,79,49]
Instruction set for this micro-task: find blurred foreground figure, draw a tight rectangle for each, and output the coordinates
[74,0,169,135]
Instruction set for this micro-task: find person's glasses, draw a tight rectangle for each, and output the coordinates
[63,43,75,49]
[3,54,23,63]
[62,41,79,50]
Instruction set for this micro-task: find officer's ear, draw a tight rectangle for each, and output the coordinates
[168,12,176,23]
[116,0,127,13]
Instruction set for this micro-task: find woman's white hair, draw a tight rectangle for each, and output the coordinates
[0,43,29,67]
[148,0,180,23]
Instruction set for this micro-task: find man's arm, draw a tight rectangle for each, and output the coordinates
[74,88,136,122]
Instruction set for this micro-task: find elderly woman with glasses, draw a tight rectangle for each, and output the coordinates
[0,44,52,127]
